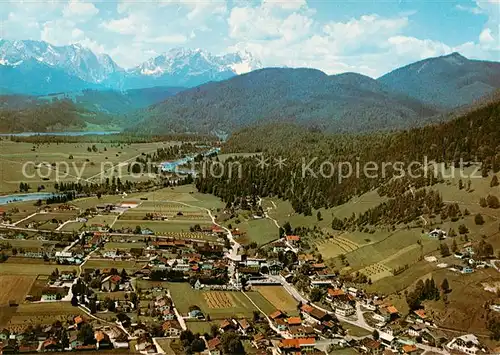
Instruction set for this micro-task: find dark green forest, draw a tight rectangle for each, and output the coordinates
[196,99,500,221]
[0,99,114,133]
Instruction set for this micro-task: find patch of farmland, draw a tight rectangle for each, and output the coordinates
[253,286,298,315]
[0,275,36,305]
[112,220,213,234]
[167,282,271,319]
[0,262,76,276]
[356,263,393,282]
[315,236,360,258]
[7,302,85,332]
[203,292,235,308]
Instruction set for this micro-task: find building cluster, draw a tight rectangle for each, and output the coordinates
[0,316,128,354]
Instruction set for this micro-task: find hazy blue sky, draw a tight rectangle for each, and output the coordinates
[0,0,498,76]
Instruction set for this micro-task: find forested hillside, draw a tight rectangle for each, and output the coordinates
[0,100,115,133]
[197,98,500,215]
[0,86,184,114]
[379,53,500,109]
[131,67,439,134]
[40,87,185,114]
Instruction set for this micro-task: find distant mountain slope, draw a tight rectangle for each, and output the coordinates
[0,86,185,116]
[378,52,500,109]
[131,67,439,134]
[38,86,186,114]
[0,100,116,133]
[0,59,102,95]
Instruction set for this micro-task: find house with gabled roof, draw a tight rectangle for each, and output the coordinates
[237,319,252,335]
[278,338,315,353]
[269,310,286,321]
[162,321,182,337]
[207,337,222,355]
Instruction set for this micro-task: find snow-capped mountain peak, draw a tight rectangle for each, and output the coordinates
[0,39,122,84]
[0,39,262,93]
[131,48,261,78]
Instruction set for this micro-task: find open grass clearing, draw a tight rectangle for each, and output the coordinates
[185,320,220,335]
[104,241,146,250]
[231,218,278,246]
[0,261,76,275]
[341,322,372,337]
[84,259,145,271]
[0,239,58,248]
[59,221,85,232]
[155,338,181,355]
[262,190,387,231]
[140,185,225,210]
[422,268,498,337]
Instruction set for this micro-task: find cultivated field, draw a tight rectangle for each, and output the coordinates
[252,286,298,315]
[167,282,275,319]
[203,292,235,308]
[315,234,364,259]
[2,302,85,331]
[0,275,35,305]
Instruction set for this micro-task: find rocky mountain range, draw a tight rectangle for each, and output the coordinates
[0,39,262,94]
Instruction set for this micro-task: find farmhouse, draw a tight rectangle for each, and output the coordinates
[94,330,111,349]
[41,292,59,301]
[101,275,122,291]
[408,323,426,337]
[207,337,222,355]
[237,319,252,335]
[428,228,447,239]
[446,334,486,355]
[273,241,287,253]
[277,338,315,353]
[334,303,355,317]
[220,319,238,333]
[288,325,315,339]
[285,235,300,246]
[162,321,182,337]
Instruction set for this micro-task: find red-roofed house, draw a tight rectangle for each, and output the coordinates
[101,275,122,291]
[269,310,285,320]
[278,338,315,353]
[326,288,344,302]
[286,235,300,246]
[287,317,302,326]
[207,337,222,355]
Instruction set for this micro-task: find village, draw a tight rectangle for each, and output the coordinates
[0,189,498,355]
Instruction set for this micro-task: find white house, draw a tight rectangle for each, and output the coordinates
[334,303,355,317]
[41,293,58,301]
[429,229,447,238]
[446,334,484,355]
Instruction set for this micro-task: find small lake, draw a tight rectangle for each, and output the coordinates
[0,192,60,206]
[0,131,121,137]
